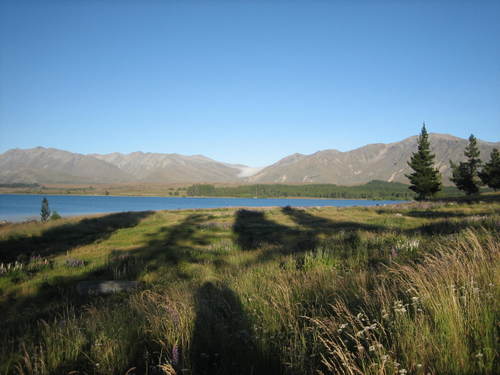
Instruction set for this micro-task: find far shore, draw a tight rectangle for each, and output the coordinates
[0,191,405,201]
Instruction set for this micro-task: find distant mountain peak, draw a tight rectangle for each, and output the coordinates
[2,133,499,185]
[246,133,500,185]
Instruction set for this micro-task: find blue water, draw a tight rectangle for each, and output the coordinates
[0,194,404,222]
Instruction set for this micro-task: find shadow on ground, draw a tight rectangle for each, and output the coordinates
[2,205,499,373]
[191,281,281,375]
[0,211,153,263]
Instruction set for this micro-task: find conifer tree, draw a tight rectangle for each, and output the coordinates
[479,148,500,190]
[406,123,442,200]
[40,197,50,222]
[450,134,482,195]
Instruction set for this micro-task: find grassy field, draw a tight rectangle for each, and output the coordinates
[0,197,499,374]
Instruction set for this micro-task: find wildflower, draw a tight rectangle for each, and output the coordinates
[172,345,179,366]
[416,364,423,368]
[340,323,348,329]
[475,352,483,359]
[369,345,375,352]
[399,369,407,375]
[411,296,419,302]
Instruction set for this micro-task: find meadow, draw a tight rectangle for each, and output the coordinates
[0,197,498,374]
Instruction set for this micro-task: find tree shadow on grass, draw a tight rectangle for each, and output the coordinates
[232,207,388,271]
[0,211,153,322]
[0,211,154,263]
[191,281,281,375]
[404,210,491,219]
[103,213,217,282]
[406,216,499,236]
[281,206,386,234]
[233,209,301,250]
[0,213,215,326]
[1,212,218,374]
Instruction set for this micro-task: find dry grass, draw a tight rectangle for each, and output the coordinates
[0,201,499,374]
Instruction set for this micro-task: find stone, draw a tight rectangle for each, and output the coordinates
[76,280,140,295]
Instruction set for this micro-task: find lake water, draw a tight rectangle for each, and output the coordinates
[0,194,404,222]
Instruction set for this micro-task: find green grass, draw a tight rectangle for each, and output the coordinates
[1,197,499,374]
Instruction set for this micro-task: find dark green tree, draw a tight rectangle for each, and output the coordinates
[450,134,482,195]
[405,123,442,200]
[40,197,51,222]
[479,148,500,190]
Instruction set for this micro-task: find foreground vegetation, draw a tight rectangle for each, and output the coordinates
[0,197,499,374]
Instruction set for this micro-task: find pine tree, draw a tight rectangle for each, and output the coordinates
[450,134,482,195]
[40,197,51,222]
[479,148,500,190]
[405,123,442,200]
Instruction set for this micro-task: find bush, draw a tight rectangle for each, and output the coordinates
[50,211,62,220]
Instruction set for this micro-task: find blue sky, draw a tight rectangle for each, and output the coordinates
[1,1,499,166]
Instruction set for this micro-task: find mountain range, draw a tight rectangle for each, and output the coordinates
[1,134,498,186]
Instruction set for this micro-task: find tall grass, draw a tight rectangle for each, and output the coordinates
[309,229,499,375]
[1,202,498,374]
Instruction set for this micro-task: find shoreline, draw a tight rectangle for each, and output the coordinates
[0,197,408,223]
[0,191,408,201]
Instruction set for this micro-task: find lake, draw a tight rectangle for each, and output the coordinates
[0,194,404,222]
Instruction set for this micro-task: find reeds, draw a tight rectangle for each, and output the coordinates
[309,229,499,375]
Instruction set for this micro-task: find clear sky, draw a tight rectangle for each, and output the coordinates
[1,1,499,166]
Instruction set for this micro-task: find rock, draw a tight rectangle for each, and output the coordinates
[76,280,140,295]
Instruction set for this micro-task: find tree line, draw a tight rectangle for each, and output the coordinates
[187,181,461,200]
[407,124,500,200]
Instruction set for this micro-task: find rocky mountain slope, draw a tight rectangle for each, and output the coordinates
[0,147,132,184]
[246,134,500,185]
[1,134,498,185]
[0,148,244,184]
[91,152,242,183]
